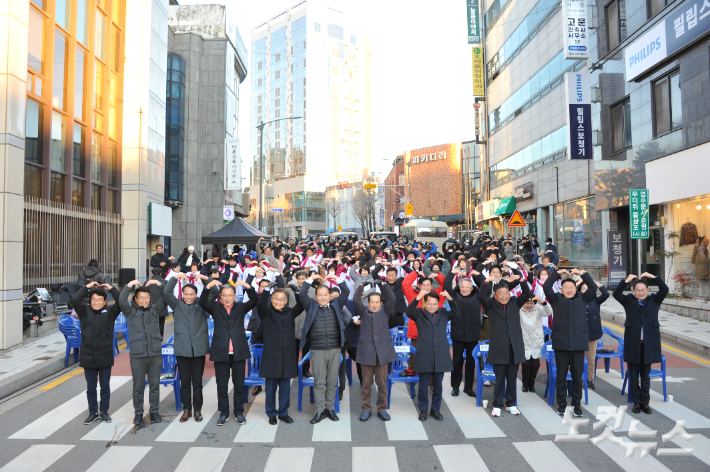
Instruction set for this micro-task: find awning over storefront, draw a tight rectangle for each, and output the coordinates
[494,197,516,215]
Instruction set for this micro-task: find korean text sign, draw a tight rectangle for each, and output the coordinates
[467,0,481,44]
[563,0,589,59]
[630,189,650,239]
[607,230,628,285]
[565,71,593,160]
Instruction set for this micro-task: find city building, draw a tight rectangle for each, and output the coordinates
[589,0,710,295]
[166,4,249,255]
[1,0,129,348]
[478,0,601,264]
[383,154,405,230]
[248,0,372,238]
[324,172,380,238]
[403,143,462,237]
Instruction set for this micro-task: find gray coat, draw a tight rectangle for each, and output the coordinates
[353,283,397,366]
[405,296,460,373]
[118,285,165,358]
[164,277,210,358]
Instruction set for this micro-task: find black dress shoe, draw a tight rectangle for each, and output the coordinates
[217,414,228,426]
[149,412,162,423]
[418,410,427,421]
[133,413,144,425]
[588,380,596,390]
[310,410,327,424]
[641,405,652,414]
[463,389,476,397]
[99,412,112,423]
[522,385,529,392]
[632,404,642,414]
[236,413,247,425]
[430,410,444,421]
[326,409,339,421]
[278,415,294,424]
[84,413,100,425]
[269,416,277,425]
[529,386,536,393]
[452,388,459,396]
[252,386,262,396]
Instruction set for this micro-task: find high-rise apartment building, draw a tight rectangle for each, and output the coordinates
[249,0,372,239]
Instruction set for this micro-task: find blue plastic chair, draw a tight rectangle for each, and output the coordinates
[297,351,341,413]
[621,354,667,402]
[473,340,499,407]
[386,342,418,408]
[595,326,625,379]
[244,343,266,405]
[145,341,181,410]
[542,326,552,337]
[58,315,81,368]
[389,326,409,344]
[403,315,409,326]
[345,351,353,386]
[166,333,175,344]
[113,313,129,356]
[542,341,588,406]
[446,320,452,346]
[207,317,214,347]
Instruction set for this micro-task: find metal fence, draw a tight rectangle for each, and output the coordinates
[23,196,123,293]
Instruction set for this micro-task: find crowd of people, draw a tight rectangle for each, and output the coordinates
[70,232,667,426]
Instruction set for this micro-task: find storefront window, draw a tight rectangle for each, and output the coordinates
[553,197,603,262]
[673,197,710,298]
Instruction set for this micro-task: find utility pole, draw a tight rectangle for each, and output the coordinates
[257,116,303,232]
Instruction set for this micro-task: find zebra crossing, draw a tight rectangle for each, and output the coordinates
[2,370,710,472]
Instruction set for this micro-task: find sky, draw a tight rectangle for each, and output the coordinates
[178,0,477,179]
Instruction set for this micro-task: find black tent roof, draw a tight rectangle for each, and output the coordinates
[201,218,269,245]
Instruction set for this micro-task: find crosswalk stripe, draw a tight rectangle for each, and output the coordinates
[671,433,710,466]
[352,446,398,472]
[433,444,489,471]
[9,376,131,440]
[440,373,505,438]
[312,381,351,442]
[82,384,172,441]
[582,388,653,432]
[157,378,219,442]
[384,382,427,441]
[174,447,231,472]
[0,444,74,472]
[263,447,314,472]
[515,379,569,435]
[234,382,284,443]
[593,436,672,472]
[596,370,710,429]
[85,446,152,472]
[514,441,580,472]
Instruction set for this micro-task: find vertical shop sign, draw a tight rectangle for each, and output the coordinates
[472,47,485,96]
[572,219,585,243]
[630,189,650,239]
[225,137,241,190]
[565,71,593,160]
[608,230,628,285]
[562,0,589,59]
[467,0,481,44]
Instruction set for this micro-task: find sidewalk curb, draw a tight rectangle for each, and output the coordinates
[600,308,710,358]
[0,352,77,400]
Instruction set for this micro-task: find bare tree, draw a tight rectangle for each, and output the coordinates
[326,199,341,230]
[353,188,378,238]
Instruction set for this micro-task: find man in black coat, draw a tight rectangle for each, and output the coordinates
[371,263,412,328]
[479,276,529,417]
[544,268,597,417]
[405,289,458,422]
[71,281,121,425]
[150,244,172,277]
[445,268,486,397]
[199,279,258,426]
[613,273,668,414]
[298,274,351,424]
[256,287,304,425]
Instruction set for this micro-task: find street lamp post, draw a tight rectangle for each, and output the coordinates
[257,116,303,232]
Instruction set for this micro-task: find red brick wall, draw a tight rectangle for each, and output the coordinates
[405,143,462,217]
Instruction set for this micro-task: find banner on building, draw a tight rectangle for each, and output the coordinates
[224,137,241,190]
[472,47,485,96]
[630,189,650,239]
[607,230,628,286]
[562,0,589,59]
[626,0,710,81]
[572,219,585,243]
[467,0,481,44]
[564,71,593,160]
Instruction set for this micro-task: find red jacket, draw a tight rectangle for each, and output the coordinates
[402,270,445,339]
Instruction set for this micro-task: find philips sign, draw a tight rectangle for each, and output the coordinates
[625,22,667,81]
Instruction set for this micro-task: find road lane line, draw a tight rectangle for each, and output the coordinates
[514,441,580,472]
[440,373,505,438]
[86,446,152,472]
[40,368,84,391]
[0,444,74,472]
[352,447,398,472]
[434,444,489,471]
[384,382,427,441]
[312,381,351,442]
[157,378,219,442]
[515,379,569,435]
[174,447,231,472]
[263,447,314,472]
[9,376,131,440]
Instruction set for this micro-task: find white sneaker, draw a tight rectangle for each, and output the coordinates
[491,408,501,417]
[506,406,521,415]
[484,380,491,386]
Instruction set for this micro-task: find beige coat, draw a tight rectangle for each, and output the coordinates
[519,302,553,359]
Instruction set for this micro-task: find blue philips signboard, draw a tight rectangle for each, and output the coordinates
[565,72,593,160]
[626,0,710,81]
